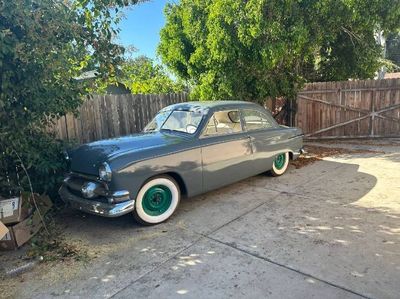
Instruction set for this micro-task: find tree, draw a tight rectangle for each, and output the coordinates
[386,32,400,69]
[0,0,140,197]
[158,0,400,102]
[118,56,186,94]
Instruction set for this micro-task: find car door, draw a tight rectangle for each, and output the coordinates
[241,108,283,175]
[200,109,253,192]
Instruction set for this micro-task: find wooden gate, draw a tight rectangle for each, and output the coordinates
[296,79,400,139]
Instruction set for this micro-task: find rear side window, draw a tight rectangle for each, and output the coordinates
[242,109,275,131]
[202,110,243,137]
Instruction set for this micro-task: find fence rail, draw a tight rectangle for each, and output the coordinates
[51,93,188,144]
[296,78,400,139]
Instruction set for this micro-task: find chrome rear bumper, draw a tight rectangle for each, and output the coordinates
[59,185,135,217]
[292,148,306,160]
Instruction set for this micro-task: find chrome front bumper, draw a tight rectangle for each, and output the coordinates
[59,185,135,217]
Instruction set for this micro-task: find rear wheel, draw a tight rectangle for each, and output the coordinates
[270,152,289,176]
[133,176,180,225]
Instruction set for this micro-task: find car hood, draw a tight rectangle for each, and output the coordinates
[69,131,188,175]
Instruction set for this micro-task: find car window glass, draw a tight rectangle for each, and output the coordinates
[203,110,243,136]
[243,109,274,131]
[143,110,171,132]
[162,110,203,134]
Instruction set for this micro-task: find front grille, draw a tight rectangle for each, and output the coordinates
[68,187,85,198]
[65,174,110,203]
[67,186,110,203]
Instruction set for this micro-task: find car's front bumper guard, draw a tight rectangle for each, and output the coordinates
[59,185,135,217]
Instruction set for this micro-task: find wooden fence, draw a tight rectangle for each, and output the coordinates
[52,79,400,143]
[52,93,188,143]
[296,78,400,139]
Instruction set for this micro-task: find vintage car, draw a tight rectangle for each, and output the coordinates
[60,101,303,225]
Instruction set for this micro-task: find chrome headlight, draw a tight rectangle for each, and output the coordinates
[99,162,112,182]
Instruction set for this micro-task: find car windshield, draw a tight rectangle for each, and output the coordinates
[144,109,204,134]
[143,110,171,132]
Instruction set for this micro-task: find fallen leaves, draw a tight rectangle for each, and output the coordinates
[291,145,384,169]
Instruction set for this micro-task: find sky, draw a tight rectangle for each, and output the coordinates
[117,0,171,61]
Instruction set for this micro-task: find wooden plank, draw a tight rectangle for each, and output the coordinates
[333,81,341,137]
[87,97,95,141]
[128,94,137,134]
[306,114,371,137]
[145,94,152,126]
[361,80,372,136]
[100,95,109,139]
[297,94,370,114]
[137,94,144,131]
[118,94,127,136]
[345,80,354,136]
[114,95,121,137]
[78,101,86,143]
[132,95,140,133]
[123,95,131,135]
[73,113,82,143]
[323,81,331,137]
[65,113,76,141]
[92,96,102,140]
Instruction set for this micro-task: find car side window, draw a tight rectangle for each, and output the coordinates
[242,109,274,131]
[202,110,243,137]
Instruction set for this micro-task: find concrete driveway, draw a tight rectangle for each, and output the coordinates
[2,139,400,299]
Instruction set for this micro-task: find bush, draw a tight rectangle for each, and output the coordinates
[0,129,70,199]
[0,0,139,199]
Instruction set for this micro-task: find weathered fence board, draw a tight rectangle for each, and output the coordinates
[51,92,188,143]
[296,78,400,139]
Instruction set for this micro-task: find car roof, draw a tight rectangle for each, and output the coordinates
[167,100,259,111]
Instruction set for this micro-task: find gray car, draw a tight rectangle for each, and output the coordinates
[59,101,303,225]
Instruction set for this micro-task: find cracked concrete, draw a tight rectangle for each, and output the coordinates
[1,139,399,299]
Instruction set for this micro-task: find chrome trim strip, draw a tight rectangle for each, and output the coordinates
[111,190,130,198]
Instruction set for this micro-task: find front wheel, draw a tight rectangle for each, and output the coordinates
[133,176,180,225]
[269,152,290,176]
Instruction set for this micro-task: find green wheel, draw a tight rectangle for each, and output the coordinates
[270,152,289,176]
[133,176,180,225]
[141,185,172,216]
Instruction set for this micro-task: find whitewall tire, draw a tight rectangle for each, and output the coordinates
[133,176,180,225]
[270,152,289,176]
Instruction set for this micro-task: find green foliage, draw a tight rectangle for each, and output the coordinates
[386,32,400,69]
[0,132,69,199]
[158,0,400,102]
[0,0,139,197]
[118,56,187,94]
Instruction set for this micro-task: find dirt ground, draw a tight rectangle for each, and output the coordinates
[1,138,399,299]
